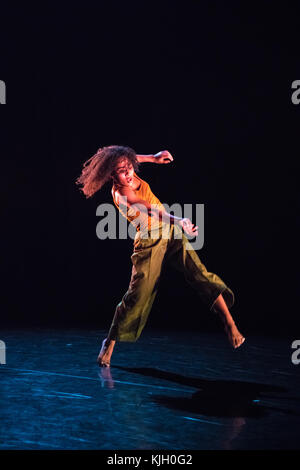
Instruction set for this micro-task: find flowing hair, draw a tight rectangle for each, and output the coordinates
[75,145,140,198]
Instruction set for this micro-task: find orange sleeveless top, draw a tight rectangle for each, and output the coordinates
[111,172,164,233]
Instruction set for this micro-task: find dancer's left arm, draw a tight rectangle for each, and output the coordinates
[136,150,173,164]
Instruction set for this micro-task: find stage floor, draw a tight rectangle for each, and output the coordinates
[0,329,299,450]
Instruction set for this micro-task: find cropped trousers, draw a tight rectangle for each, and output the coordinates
[108,224,234,342]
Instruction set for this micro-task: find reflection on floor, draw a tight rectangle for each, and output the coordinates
[0,329,299,449]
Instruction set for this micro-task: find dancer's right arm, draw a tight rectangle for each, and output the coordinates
[115,187,198,237]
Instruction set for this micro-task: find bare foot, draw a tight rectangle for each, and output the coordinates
[225,324,245,349]
[97,338,115,367]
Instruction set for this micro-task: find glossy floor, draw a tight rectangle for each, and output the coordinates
[0,329,299,450]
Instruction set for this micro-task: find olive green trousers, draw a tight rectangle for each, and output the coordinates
[108,224,234,342]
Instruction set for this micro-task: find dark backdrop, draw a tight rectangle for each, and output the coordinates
[1,2,299,337]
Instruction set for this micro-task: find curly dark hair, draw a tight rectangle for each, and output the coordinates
[76,145,140,198]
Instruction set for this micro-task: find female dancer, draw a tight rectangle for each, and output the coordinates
[76,145,245,367]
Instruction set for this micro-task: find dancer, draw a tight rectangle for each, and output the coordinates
[76,145,245,367]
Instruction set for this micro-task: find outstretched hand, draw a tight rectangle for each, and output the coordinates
[153,150,174,164]
[179,218,198,237]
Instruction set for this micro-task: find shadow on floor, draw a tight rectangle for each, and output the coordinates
[112,366,288,418]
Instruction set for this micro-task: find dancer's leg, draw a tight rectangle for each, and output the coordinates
[98,234,169,366]
[97,337,116,367]
[212,294,245,348]
[165,225,245,348]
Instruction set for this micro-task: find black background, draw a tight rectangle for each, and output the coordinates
[1,1,299,337]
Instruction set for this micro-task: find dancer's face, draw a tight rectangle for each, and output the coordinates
[113,158,134,187]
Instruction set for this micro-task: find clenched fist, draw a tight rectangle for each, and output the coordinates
[153,150,174,164]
